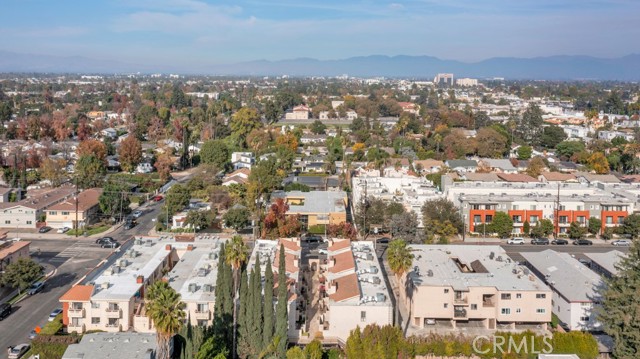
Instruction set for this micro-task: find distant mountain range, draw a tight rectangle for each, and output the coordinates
[1,50,639,80]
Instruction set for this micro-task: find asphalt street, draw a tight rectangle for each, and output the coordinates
[0,200,163,359]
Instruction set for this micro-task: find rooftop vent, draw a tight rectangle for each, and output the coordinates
[188,283,198,293]
[427,269,433,277]
[203,284,214,292]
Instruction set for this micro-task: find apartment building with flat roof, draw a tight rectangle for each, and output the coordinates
[0,186,75,229]
[521,250,603,331]
[60,235,226,333]
[319,239,392,343]
[400,245,552,331]
[584,251,625,279]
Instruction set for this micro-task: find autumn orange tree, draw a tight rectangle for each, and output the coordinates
[154,152,173,182]
[119,135,143,172]
[261,198,302,239]
[77,139,107,163]
[328,222,358,240]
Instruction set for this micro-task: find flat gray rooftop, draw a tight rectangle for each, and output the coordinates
[584,251,625,277]
[521,250,604,302]
[408,245,550,293]
[62,332,156,359]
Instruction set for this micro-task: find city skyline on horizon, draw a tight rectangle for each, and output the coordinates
[1,0,639,69]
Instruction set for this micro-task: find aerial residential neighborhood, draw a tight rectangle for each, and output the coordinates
[1,1,640,358]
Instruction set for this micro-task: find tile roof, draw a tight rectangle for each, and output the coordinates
[329,273,360,302]
[328,250,355,274]
[0,240,30,259]
[328,239,351,252]
[280,239,301,252]
[60,285,94,302]
[47,188,103,212]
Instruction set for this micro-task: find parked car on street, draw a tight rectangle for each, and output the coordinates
[0,303,12,320]
[38,226,52,233]
[28,330,37,340]
[7,343,30,359]
[153,195,163,202]
[101,241,121,249]
[507,237,525,245]
[551,239,569,245]
[27,281,45,295]
[573,239,593,246]
[612,239,632,246]
[531,238,549,245]
[48,308,63,321]
[132,210,144,218]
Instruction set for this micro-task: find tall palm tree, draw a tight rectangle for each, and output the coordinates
[145,281,186,359]
[387,239,414,328]
[226,235,249,359]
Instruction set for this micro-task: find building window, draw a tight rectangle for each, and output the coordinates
[71,318,81,326]
[580,316,590,321]
[485,215,493,223]
[581,302,592,308]
[473,215,481,223]
[197,303,208,313]
[360,311,366,322]
[62,211,70,215]
[530,205,537,210]
[536,294,546,299]
[618,216,625,224]
[559,216,568,224]
[606,216,613,224]
[501,293,511,300]
[536,309,546,314]
[26,221,32,225]
[444,289,449,294]
[197,320,208,326]
[91,317,100,324]
[107,318,119,327]
[501,308,511,315]
[530,216,539,224]
[516,293,522,299]
[71,302,83,310]
[108,303,119,311]
[91,302,100,309]
[577,216,586,224]
[4,220,9,224]
[512,205,519,210]
[471,304,477,310]
[516,308,521,313]
[444,303,448,308]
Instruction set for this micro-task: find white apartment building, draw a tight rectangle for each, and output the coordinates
[400,245,551,330]
[522,250,603,331]
[352,170,440,228]
[455,78,478,87]
[0,187,75,229]
[60,235,226,333]
[320,239,392,343]
[598,130,635,142]
[231,152,255,170]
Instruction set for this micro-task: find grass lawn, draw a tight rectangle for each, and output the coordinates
[66,225,110,237]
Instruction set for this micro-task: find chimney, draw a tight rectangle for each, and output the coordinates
[136,275,144,284]
[187,244,194,251]
[165,244,172,251]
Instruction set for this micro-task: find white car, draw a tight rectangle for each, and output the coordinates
[7,343,30,359]
[57,227,70,234]
[48,308,63,321]
[507,237,525,245]
[132,210,143,218]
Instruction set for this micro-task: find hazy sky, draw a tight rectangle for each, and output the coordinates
[1,0,638,67]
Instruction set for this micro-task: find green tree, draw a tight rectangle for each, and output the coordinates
[621,213,640,239]
[0,257,43,294]
[99,180,131,221]
[488,212,513,238]
[309,120,326,135]
[600,240,640,358]
[421,198,463,239]
[145,281,186,359]
[588,217,602,236]
[540,125,568,148]
[556,140,585,159]
[262,258,275,351]
[225,235,248,359]
[523,220,530,236]
[185,210,213,231]
[75,155,105,189]
[568,221,587,239]
[250,256,264,355]
[230,107,262,147]
[275,244,288,357]
[223,206,250,232]
[237,268,251,359]
[165,184,191,216]
[303,340,323,359]
[200,140,230,170]
[517,145,533,160]
[388,239,413,329]
[517,104,544,146]
[286,346,305,359]
[476,127,508,158]
[213,243,233,351]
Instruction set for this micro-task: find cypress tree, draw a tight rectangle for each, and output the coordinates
[262,257,275,350]
[250,255,264,353]
[237,268,252,359]
[213,243,232,350]
[275,244,288,357]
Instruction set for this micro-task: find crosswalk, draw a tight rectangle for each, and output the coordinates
[50,241,102,263]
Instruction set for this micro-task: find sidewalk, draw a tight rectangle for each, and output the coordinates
[6,223,122,241]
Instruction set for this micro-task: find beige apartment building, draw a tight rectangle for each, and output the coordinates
[400,245,552,331]
[45,188,102,229]
[0,239,30,271]
[60,235,226,333]
[0,187,75,229]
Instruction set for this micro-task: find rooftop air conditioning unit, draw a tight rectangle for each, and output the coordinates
[189,283,198,293]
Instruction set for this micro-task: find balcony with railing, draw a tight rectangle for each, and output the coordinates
[67,323,85,333]
[105,308,122,318]
[454,307,468,318]
[194,310,211,321]
[68,308,85,318]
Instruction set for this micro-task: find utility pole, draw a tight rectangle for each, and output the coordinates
[75,177,79,238]
[362,179,367,240]
[554,182,560,239]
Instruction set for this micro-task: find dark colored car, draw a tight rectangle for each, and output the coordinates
[96,237,115,245]
[101,241,120,249]
[27,281,45,295]
[573,239,593,246]
[551,239,569,245]
[124,221,136,230]
[0,303,12,320]
[38,226,52,233]
[377,237,391,244]
[531,238,549,245]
